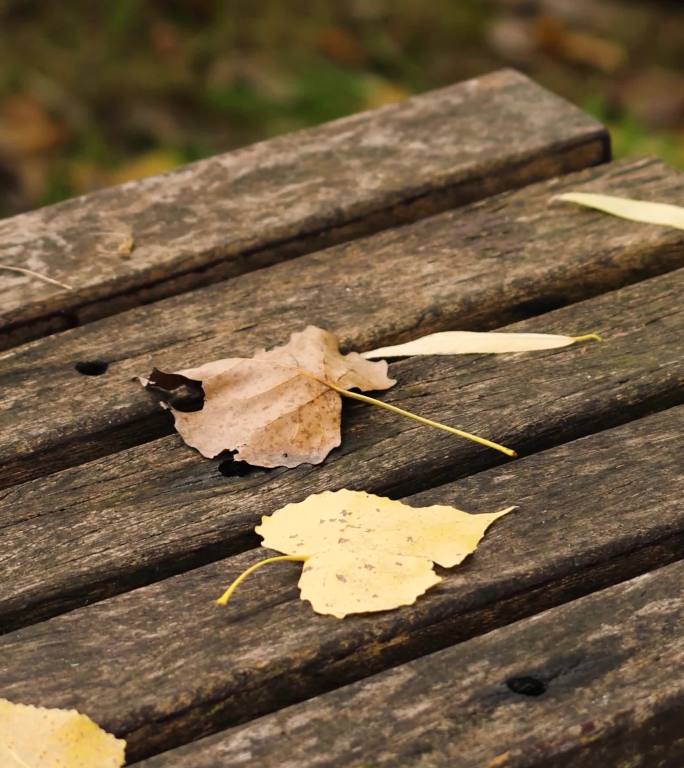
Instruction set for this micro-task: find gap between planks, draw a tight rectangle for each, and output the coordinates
[0,405,681,762]
[2,156,684,490]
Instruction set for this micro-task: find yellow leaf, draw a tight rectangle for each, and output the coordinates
[555,192,684,231]
[300,548,440,619]
[218,489,515,618]
[362,331,601,359]
[0,698,125,768]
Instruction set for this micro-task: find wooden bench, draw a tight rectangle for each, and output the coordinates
[0,70,682,766]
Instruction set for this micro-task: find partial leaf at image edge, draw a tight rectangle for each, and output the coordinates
[555,192,684,231]
[0,698,125,768]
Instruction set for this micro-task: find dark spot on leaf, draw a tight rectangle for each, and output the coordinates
[506,676,547,697]
[147,368,199,390]
[168,391,205,411]
[75,360,108,376]
[146,368,205,411]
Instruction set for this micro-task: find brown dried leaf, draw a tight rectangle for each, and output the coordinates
[144,326,394,468]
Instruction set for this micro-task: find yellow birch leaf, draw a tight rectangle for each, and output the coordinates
[0,699,125,768]
[218,489,515,618]
[362,331,601,359]
[555,192,684,231]
[299,548,441,619]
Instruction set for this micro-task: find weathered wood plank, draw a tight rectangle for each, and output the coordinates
[0,69,608,350]
[1,406,681,762]
[136,559,684,768]
[2,156,684,489]
[1,266,683,631]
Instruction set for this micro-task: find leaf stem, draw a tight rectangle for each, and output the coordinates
[216,555,308,607]
[259,359,517,458]
[572,333,603,343]
[324,380,517,458]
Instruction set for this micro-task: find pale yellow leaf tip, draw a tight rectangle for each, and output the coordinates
[553,192,684,231]
[572,333,603,344]
[0,698,125,768]
[491,505,518,519]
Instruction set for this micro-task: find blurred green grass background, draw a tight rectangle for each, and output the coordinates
[0,0,682,217]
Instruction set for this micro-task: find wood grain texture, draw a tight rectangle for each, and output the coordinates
[136,559,684,768]
[1,406,682,762]
[3,156,684,489]
[1,266,683,631]
[0,69,608,349]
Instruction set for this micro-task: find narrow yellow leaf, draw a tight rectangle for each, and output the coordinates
[217,489,515,618]
[0,698,125,768]
[555,192,684,231]
[362,331,601,359]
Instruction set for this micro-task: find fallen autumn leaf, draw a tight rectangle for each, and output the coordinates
[0,698,125,768]
[216,489,515,618]
[143,325,395,468]
[555,192,684,230]
[143,325,518,468]
[362,331,601,358]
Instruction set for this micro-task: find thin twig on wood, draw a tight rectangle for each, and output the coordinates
[0,264,73,291]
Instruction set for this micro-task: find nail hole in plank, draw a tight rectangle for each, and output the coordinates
[506,676,547,697]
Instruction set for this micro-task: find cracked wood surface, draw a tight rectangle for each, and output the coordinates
[2,157,684,490]
[1,267,683,631]
[0,69,607,349]
[1,406,681,762]
[137,558,684,768]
